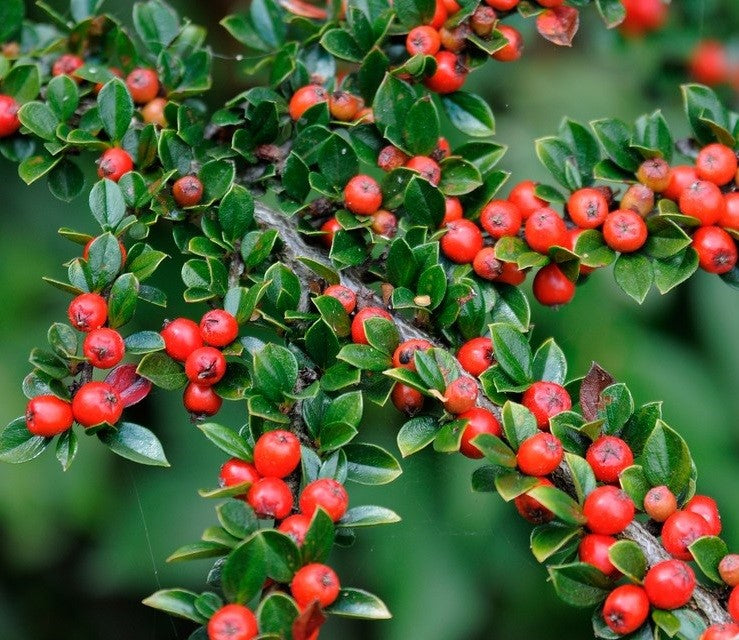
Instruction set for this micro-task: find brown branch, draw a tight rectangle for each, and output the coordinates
[252,200,731,626]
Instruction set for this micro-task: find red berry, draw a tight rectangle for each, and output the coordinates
[72,381,123,427]
[470,5,496,37]
[172,176,204,207]
[329,91,363,121]
[473,247,502,281]
[161,318,204,361]
[320,217,342,248]
[98,147,134,182]
[532,263,575,307]
[253,430,301,479]
[679,180,726,225]
[443,376,478,414]
[602,585,650,635]
[200,309,239,348]
[663,165,699,202]
[585,436,634,483]
[350,306,393,345]
[700,623,739,640]
[126,68,159,104]
[689,41,730,87]
[485,0,518,9]
[83,328,125,369]
[392,339,433,371]
[248,477,293,519]
[644,559,696,610]
[142,97,167,127]
[377,145,409,172]
[719,554,739,587]
[289,85,328,121]
[391,383,425,415]
[0,94,21,138]
[662,510,710,561]
[492,25,523,62]
[620,0,667,36]
[433,137,451,161]
[207,603,258,640]
[583,485,635,535]
[300,478,349,522]
[344,174,382,215]
[371,210,398,237]
[696,143,738,186]
[508,181,546,220]
[323,285,357,314]
[517,432,563,476]
[525,207,568,254]
[457,337,494,377]
[643,485,677,523]
[441,219,483,263]
[636,158,672,193]
[291,563,340,609]
[406,26,441,56]
[602,210,648,253]
[521,381,572,430]
[721,193,739,231]
[514,477,554,524]
[692,226,738,275]
[278,514,312,545]
[578,534,619,577]
[480,200,522,238]
[25,395,74,437]
[424,51,467,94]
[219,458,260,490]
[183,383,222,416]
[443,197,464,224]
[405,156,441,186]
[68,293,108,333]
[185,346,227,386]
[428,0,448,28]
[730,586,739,622]
[52,54,84,79]
[497,261,527,285]
[685,494,722,536]
[458,407,502,458]
[567,188,609,229]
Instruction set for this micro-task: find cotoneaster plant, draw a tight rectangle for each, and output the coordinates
[0,1,738,639]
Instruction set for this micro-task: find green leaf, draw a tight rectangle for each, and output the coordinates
[221,535,268,604]
[18,152,61,185]
[344,443,402,485]
[318,134,359,188]
[590,118,641,172]
[197,423,252,461]
[301,508,336,565]
[47,74,79,121]
[133,0,180,54]
[48,159,85,202]
[142,589,204,624]
[653,249,699,295]
[167,542,230,563]
[501,401,538,450]
[257,592,299,637]
[619,464,650,508]
[404,96,440,155]
[565,453,597,503]
[324,391,363,431]
[535,136,578,189]
[472,433,517,468]
[18,101,58,141]
[597,383,634,435]
[363,317,399,356]
[613,253,653,304]
[530,523,582,563]
[491,323,533,385]
[404,175,445,228]
[441,91,495,137]
[397,415,440,457]
[3,64,40,104]
[608,540,646,582]
[98,422,169,467]
[339,505,401,528]
[548,563,611,608]
[438,158,483,196]
[681,84,731,146]
[89,179,126,231]
[527,485,587,525]
[48,322,77,358]
[136,352,187,391]
[253,343,298,402]
[0,417,51,464]
[97,79,134,142]
[495,471,538,502]
[688,536,728,585]
[258,530,302,582]
[641,420,692,496]
[0,0,23,42]
[632,110,673,161]
[338,344,391,372]
[595,0,625,28]
[219,184,254,245]
[108,273,140,328]
[320,28,364,63]
[532,338,567,385]
[325,588,392,620]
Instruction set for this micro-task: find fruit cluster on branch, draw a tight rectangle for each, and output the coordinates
[0,1,737,640]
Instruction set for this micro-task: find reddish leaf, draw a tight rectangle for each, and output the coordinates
[536,6,580,47]
[105,364,153,407]
[292,601,326,640]
[278,0,327,19]
[579,363,615,422]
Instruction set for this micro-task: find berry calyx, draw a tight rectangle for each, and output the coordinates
[207,604,258,640]
[517,432,563,476]
[25,395,74,437]
[458,407,502,458]
[172,175,204,207]
[392,339,433,371]
[126,68,160,104]
[278,514,312,545]
[200,309,239,347]
[602,585,650,635]
[185,347,227,386]
[443,376,478,414]
[661,510,710,561]
[161,318,204,361]
[350,306,393,345]
[521,381,571,430]
[68,293,108,332]
[457,337,494,377]
[247,477,294,519]
[578,534,618,577]
[644,559,696,610]
[602,210,648,253]
[72,381,123,427]
[514,477,554,524]
[532,263,575,307]
[643,485,678,523]
[0,94,21,138]
[585,435,634,483]
[441,219,483,264]
[83,327,125,369]
[692,226,737,275]
[583,485,635,535]
[300,478,349,522]
[344,174,382,215]
[98,147,134,182]
[567,188,609,229]
[183,383,222,416]
[684,494,722,536]
[291,563,341,609]
[253,430,301,479]
[323,285,357,314]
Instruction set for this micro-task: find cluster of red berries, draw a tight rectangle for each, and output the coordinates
[25,292,127,437]
[289,84,372,125]
[618,0,668,37]
[160,310,240,417]
[689,40,739,91]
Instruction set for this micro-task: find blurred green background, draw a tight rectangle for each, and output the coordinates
[0,1,738,639]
